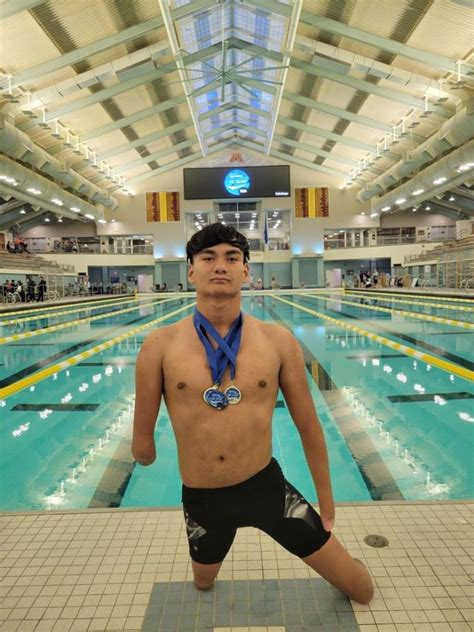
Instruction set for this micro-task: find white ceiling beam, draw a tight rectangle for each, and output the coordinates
[299,11,472,76]
[2,16,165,90]
[158,0,208,157]
[265,0,303,154]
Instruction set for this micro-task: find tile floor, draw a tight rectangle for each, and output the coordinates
[0,502,472,631]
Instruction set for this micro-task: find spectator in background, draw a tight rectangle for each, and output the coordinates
[26,276,36,302]
[16,280,25,302]
[37,277,47,302]
[161,282,167,292]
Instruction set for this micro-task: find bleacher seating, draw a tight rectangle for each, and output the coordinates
[0,251,70,273]
[406,234,474,264]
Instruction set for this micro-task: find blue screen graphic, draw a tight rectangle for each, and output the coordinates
[224,169,250,196]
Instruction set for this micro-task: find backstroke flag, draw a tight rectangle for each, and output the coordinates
[295,187,329,218]
[146,192,180,222]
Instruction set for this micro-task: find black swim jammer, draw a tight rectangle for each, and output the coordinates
[182,457,331,564]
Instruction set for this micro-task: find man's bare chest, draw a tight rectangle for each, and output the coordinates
[162,338,280,398]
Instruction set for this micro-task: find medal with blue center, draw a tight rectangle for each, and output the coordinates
[203,383,228,410]
[224,382,241,405]
[193,308,243,410]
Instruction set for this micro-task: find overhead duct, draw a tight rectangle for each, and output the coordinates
[357,99,474,202]
[0,154,104,222]
[371,139,474,213]
[0,114,117,210]
[295,36,457,97]
[30,41,169,105]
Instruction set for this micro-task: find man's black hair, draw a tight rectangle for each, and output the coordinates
[186,222,250,263]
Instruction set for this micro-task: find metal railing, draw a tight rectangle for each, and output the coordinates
[325,225,456,250]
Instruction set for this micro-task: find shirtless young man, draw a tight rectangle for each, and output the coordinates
[132,223,373,605]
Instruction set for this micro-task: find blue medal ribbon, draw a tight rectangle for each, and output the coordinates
[193,308,243,408]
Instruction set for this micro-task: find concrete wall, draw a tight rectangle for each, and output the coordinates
[379,211,455,228]
[96,161,372,258]
[20,219,97,237]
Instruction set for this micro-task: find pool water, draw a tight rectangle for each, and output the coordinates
[0,291,472,512]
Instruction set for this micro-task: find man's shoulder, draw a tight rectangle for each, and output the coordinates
[244,313,292,341]
[141,316,191,351]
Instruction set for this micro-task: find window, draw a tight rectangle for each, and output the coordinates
[265,209,290,250]
[215,202,261,250]
[185,212,211,240]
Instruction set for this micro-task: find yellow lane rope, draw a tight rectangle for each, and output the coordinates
[305,293,474,329]
[270,294,474,382]
[0,295,150,324]
[0,296,180,345]
[0,302,195,401]
[344,290,474,312]
[344,289,474,305]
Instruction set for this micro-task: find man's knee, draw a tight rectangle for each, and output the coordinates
[191,559,222,591]
[349,559,374,604]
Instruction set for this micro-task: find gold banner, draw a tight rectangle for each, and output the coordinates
[146,192,180,222]
[295,187,328,218]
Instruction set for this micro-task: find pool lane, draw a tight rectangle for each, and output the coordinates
[0,297,178,344]
[271,295,473,381]
[0,295,171,334]
[306,292,474,329]
[347,289,474,305]
[0,295,145,323]
[297,294,474,368]
[342,291,474,315]
[268,297,473,501]
[0,300,195,400]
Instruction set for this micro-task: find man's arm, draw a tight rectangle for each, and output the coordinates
[278,328,335,530]
[132,330,164,465]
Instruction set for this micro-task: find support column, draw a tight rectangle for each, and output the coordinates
[291,258,299,288]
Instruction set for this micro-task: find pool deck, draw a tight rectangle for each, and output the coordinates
[1,502,472,632]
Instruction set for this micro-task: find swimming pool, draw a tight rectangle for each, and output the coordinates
[0,290,472,512]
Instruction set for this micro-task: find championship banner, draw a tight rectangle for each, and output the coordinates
[146,192,180,222]
[295,187,329,218]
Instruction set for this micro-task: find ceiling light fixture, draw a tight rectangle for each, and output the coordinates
[412,189,425,195]
[433,176,447,185]
[395,198,406,205]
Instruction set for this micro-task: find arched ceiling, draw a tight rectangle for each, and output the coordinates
[0,0,473,230]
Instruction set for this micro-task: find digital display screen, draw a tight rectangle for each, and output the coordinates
[183,166,290,199]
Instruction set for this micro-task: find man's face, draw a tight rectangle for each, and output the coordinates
[188,242,249,296]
